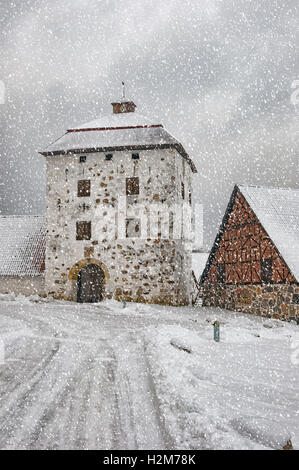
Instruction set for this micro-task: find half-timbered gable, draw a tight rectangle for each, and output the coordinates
[201,185,299,320]
[203,188,296,286]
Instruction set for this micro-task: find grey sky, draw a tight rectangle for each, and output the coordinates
[0,0,298,249]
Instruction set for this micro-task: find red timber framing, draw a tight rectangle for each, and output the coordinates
[201,186,296,286]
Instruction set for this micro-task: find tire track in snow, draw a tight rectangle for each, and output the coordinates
[0,302,179,449]
[0,337,61,447]
[2,339,118,449]
[112,332,166,449]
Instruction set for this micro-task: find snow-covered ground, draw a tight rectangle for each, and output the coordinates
[0,294,298,450]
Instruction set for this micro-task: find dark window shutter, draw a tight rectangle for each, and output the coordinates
[126,177,139,195]
[78,180,91,197]
[218,264,226,283]
[261,258,272,284]
[76,221,91,240]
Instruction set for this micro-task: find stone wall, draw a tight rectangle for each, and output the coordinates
[0,276,45,296]
[45,147,193,305]
[203,283,299,321]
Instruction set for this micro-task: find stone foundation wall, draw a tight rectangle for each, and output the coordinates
[0,276,45,297]
[203,283,299,321]
[46,239,191,306]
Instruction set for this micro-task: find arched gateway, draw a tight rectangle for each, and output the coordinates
[77,264,105,303]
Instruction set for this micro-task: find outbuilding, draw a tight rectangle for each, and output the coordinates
[201,185,299,321]
[0,216,45,296]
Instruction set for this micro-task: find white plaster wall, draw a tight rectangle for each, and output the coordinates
[0,276,45,296]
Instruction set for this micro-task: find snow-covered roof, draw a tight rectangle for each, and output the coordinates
[192,252,209,281]
[43,126,177,153]
[0,216,46,276]
[40,108,197,172]
[71,112,159,130]
[239,185,299,282]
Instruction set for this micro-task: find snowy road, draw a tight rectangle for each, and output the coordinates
[0,297,298,450]
[0,298,190,450]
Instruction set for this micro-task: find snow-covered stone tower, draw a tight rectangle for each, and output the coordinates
[40,97,197,305]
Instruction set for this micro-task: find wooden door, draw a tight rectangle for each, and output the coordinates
[77,264,105,303]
